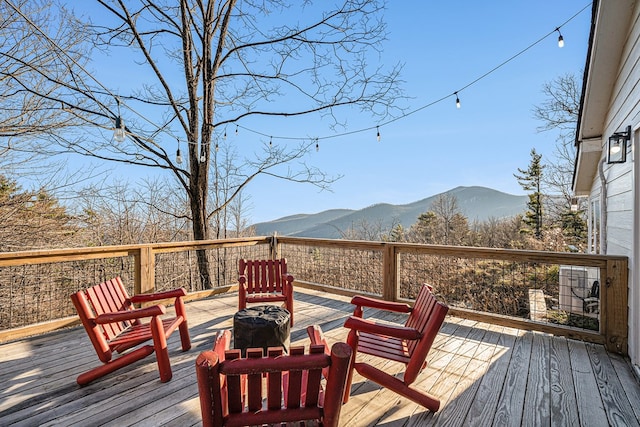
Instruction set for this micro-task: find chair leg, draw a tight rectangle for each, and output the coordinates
[355,362,441,412]
[239,286,247,311]
[175,297,192,351]
[343,328,359,404]
[287,298,294,326]
[151,316,172,382]
[179,320,192,351]
[76,346,154,386]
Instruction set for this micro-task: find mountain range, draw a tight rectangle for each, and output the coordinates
[252,186,528,239]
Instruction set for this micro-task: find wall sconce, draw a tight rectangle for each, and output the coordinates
[570,197,579,212]
[607,125,630,164]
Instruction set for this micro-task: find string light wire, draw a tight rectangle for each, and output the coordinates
[4,0,591,149]
[233,3,591,144]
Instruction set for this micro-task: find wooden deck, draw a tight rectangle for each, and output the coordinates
[1,287,640,426]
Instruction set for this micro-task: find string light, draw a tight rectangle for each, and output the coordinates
[376,126,381,142]
[269,136,273,147]
[5,0,588,155]
[113,98,126,142]
[315,138,319,152]
[223,129,227,140]
[200,154,206,163]
[556,27,564,48]
[176,139,182,164]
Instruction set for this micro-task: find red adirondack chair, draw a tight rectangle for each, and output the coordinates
[70,277,191,386]
[238,258,294,325]
[309,284,448,412]
[196,330,352,427]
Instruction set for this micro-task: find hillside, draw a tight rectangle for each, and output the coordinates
[252,186,528,239]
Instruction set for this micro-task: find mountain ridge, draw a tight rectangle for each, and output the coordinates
[252,186,527,238]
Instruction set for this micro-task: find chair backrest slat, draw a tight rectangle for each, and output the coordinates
[240,259,288,294]
[224,350,243,414]
[246,348,264,412]
[85,277,134,340]
[304,345,324,408]
[286,346,304,409]
[267,347,284,410]
[404,285,449,385]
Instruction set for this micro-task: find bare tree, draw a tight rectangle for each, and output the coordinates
[429,193,467,245]
[533,72,586,249]
[1,0,403,287]
[533,73,581,209]
[338,216,401,241]
[0,0,100,193]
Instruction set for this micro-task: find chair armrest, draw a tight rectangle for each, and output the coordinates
[343,316,421,341]
[238,275,247,286]
[350,295,412,313]
[130,287,187,303]
[95,305,166,324]
[283,274,294,282]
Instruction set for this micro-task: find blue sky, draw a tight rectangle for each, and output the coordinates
[63,1,592,225]
[241,1,592,223]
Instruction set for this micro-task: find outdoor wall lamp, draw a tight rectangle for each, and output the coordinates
[607,125,630,164]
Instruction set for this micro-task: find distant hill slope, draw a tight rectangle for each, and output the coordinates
[252,186,528,239]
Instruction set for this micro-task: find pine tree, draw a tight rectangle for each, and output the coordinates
[514,149,545,239]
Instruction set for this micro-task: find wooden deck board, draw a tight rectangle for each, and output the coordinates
[523,333,551,427]
[549,336,580,426]
[569,339,610,427]
[1,287,639,427]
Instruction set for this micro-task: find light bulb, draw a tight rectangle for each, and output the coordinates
[455,93,461,109]
[610,142,621,154]
[113,117,126,142]
[376,126,381,142]
[176,148,183,164]
[556,28,564,48]
[200,155,206,163]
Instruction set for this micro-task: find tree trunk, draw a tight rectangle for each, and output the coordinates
[190,186,212,289]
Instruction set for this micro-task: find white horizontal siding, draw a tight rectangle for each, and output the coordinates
[590,2,640,367]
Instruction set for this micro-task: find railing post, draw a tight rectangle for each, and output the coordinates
[602,259,628,355]
[270,234,280,260]
[134,245,155,295]
[382,244,398,301]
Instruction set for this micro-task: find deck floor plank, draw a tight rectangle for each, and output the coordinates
[1,288,639,427]
[522,333,551,427]
[568,339,610,427]
[588,343,640,427]
[461,323,516,426]
[492,330,533,426]
[609,352,640,423]
[549,336,580,426]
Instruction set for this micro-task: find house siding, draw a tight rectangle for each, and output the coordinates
[588,1,640,366]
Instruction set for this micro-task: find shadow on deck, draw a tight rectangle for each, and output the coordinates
[1,288,639,426]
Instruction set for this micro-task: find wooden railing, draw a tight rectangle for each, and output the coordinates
[0,236,629,355]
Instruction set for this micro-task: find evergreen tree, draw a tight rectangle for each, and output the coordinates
[514,149,545,239]
[0,175,74,250]
[560,208,587,250]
